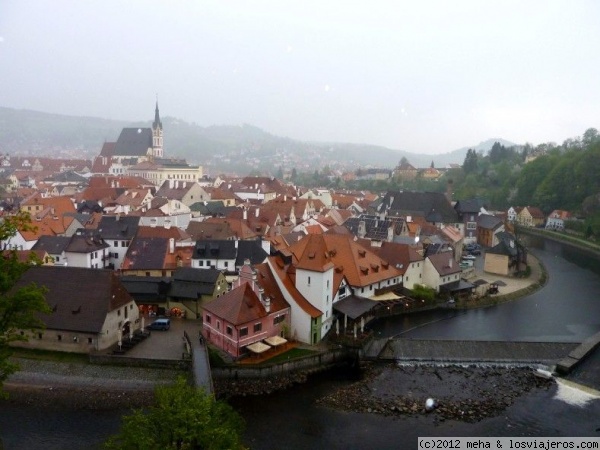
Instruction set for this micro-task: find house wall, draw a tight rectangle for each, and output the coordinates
[139,214,192,230]
[484,253,510,276]
[13,300,139,353]
[106,239,131,269]
[192,257,236,271]
[422,258,441,292]
[12,329,99,353]
[295,267,334,337]
[2,232,36,251]
[99,301,141,350]
[402,261,424,290]
[203,308,291,358]
[546,217,564,230]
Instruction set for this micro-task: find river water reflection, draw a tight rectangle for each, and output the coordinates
[370,238,600,342]
[1,238,600,449]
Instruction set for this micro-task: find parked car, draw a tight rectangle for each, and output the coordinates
[462,254,476,260]
[147,318,171,331]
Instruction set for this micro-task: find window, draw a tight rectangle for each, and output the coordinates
[114,241,118,247]
[117,309,121,316]
[253,323,262,333]
[199,260,204,267]
[205,315,211,323]
[327,280,329,288]
[217,322,220,330]
[274,315,285,325]
[56,256,60,262]
[88,337,93,344]
[38,333,42,339]
[57,334,62,341]
[308,276,311,285]
[226,326,232,335]
[240,327,248,337]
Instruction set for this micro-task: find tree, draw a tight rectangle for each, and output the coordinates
[105,377,246,450]
[462,149,478,174]
[0,211,51,395]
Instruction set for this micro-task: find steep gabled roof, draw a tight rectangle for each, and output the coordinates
[366,241,424,275]
[97,215,140,240]
[380,191,458,224]
[287,233,402,287]
[235,240,268,266]
[267,256,322,318]
[31,235,71,254]
[203,283,267,325]
[454,198,488,214]
[427,252,462,276]
[65,234,109,253]
[477,214,504,230]
[113,128,153,156]
[122,237,168,270]
[13,267,133,333]
[193,240,237,260]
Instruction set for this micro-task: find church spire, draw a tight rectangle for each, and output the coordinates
[153,97,162,130]
[151,96,164,158]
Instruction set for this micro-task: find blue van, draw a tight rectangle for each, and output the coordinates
[147,318,171,331]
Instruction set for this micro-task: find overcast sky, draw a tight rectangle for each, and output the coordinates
[2,1,599,154]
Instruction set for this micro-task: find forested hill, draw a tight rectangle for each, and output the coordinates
[449,129,600,217]
[0,106,510,172]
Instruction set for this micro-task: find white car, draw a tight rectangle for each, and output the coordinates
[462,254,476,260]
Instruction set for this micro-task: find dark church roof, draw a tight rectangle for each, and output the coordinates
[114,128,153,157]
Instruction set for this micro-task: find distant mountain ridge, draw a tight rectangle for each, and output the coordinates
[0,106,517,172]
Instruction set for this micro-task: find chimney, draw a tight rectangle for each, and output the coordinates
[446,179,454,203]
[255,208,260,218]
[243,208,248,220]
[284,195,287,202]
[264,296,271,313]
[169,238,175,254]
[358,220,366,239]
[449,258,453,268]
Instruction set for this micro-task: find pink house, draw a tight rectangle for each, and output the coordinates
[201,261,290,359]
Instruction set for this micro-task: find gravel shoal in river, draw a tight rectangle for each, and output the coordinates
[2,358,187,410]
[316,363,554,423]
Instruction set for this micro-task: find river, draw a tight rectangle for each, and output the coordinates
[1,238,600,449]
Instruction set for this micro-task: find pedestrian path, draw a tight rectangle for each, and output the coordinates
[190,335,214,395]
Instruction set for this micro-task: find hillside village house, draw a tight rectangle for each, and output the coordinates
[483,231,527,276]
[476,214,505,248]
[546,210,572,231]
[201,262,291,358]
[454,198,488,244]
[516,206,546,228]
[423,252,465,294]
[11,267,139,353]
[263,233,403,345]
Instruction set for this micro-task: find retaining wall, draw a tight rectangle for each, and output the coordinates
[212,348,352,379]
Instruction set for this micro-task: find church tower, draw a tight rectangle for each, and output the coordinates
[152,100,163,158]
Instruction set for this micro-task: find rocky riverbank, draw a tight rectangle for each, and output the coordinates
[316,362,554,423]
[214,371,310,398]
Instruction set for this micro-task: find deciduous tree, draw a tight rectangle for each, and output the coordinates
[0,211,50,395]
[105,377,246,450]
